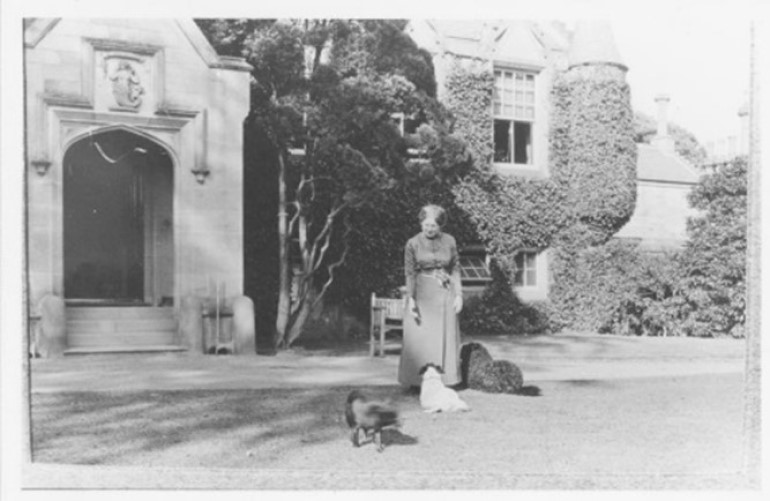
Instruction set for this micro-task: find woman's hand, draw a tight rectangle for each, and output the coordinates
[408,297,421,324]
[453,295,463,314]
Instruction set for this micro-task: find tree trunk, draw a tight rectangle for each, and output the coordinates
[286,290,316,347]
[275,151,291,348]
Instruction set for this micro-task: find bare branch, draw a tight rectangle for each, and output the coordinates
[308,202,347,273]
[287,200,302,239]
[312,214,353,309]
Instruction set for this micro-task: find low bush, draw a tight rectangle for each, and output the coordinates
[460,262,551,335]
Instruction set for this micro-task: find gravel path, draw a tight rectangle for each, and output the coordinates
[29,333,746,392]
[24,333,751,490]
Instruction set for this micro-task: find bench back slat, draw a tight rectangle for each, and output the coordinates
[371,296,404,320]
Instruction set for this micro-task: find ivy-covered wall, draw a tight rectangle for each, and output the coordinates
[446,57,638,333]
[443,63,495,170]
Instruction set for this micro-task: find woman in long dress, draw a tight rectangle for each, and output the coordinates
[398,204,463,388]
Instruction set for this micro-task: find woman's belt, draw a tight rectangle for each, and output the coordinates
[418,268,452,288]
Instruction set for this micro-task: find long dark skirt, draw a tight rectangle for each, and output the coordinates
[398,274,461,387]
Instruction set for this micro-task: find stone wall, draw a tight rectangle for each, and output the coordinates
[25,18,251,312]
[615,181,697,249]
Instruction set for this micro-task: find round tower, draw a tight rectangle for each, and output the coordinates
[566,21,628,81]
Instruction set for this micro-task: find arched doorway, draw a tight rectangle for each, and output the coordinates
[63,129,174,306]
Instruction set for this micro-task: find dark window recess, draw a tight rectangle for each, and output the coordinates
[494,120,511,163]
[494,120,532,165]
[514,121,532,164]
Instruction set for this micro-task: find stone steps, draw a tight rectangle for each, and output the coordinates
[66,306,179,352]
[66,306,174,319]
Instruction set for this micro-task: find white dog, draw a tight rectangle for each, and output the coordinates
[419,363,470,413]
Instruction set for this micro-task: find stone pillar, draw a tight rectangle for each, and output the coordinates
[35,295,66,358]
[179,295,204,353]
[232,295,256,355]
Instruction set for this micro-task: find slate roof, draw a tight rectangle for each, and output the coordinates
[636,144,701,185]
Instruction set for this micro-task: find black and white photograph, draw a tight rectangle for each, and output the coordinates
[1,0,767,495]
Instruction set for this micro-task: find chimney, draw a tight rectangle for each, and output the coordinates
[651,93,675,154]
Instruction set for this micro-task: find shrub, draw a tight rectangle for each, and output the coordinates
[548,239,687,336]
[460,262,551,335]
[677,158,747,337]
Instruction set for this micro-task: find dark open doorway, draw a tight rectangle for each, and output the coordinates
[63,128,173,305]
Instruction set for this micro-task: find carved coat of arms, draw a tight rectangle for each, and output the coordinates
[108,60,145,109]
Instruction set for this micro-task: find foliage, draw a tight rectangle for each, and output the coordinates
[453,175,569,266]
[329,20,437,97]
[199,19,464,347]
[548,239,685,335]
[634,111,708,166]
[446,65,569,289]
[443,65,495,169]
[548,157,747,338]
[678,157,747,337]
[204,21,652,341]
[194,19,276,57]
[328,141,478,315]
[459,262,551,335]
[551,74,638,247]
[446,64,637,329]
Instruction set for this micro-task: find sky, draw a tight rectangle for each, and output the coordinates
[612,17,751,147]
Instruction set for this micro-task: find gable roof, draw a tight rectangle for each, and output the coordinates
[636,144,700,184]
[23,18,251,72]
[418,19,553,63]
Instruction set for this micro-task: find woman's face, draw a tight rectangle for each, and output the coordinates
[421,217,440,238]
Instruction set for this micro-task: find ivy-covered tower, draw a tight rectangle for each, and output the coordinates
[553,20,637,247]
[547,21,639,330]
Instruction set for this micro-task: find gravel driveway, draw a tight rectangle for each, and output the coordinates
[24,333,750,490]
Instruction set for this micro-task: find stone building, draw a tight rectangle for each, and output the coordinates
[407,20,626,302]
[615,95,700,250]
[24,19,254,356]
[407,20,700,301]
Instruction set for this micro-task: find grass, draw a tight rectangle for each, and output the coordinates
[32,372,745,476]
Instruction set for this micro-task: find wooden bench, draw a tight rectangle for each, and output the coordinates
[370,293,405,357]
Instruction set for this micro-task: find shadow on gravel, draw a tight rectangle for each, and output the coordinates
[353,428,419,451]
[518,385,542,397]
[31,385,417,465]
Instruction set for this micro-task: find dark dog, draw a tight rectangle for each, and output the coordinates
[460,342,523,394]
[345,390,400,452]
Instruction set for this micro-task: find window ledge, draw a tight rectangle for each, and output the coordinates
[493,163,548,178]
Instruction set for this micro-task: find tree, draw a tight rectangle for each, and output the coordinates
[199,19,449,348]
[634,111,708,166]
[678,157,747,337]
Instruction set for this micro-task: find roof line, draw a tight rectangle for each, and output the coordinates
[23,18,251,73]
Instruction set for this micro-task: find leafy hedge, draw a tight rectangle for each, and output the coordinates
[460,262,551,335]
[547,239,682,335]
[678,157,747,337]
[548,157,747,338]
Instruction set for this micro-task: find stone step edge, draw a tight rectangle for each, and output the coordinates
[64,345,188,355]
